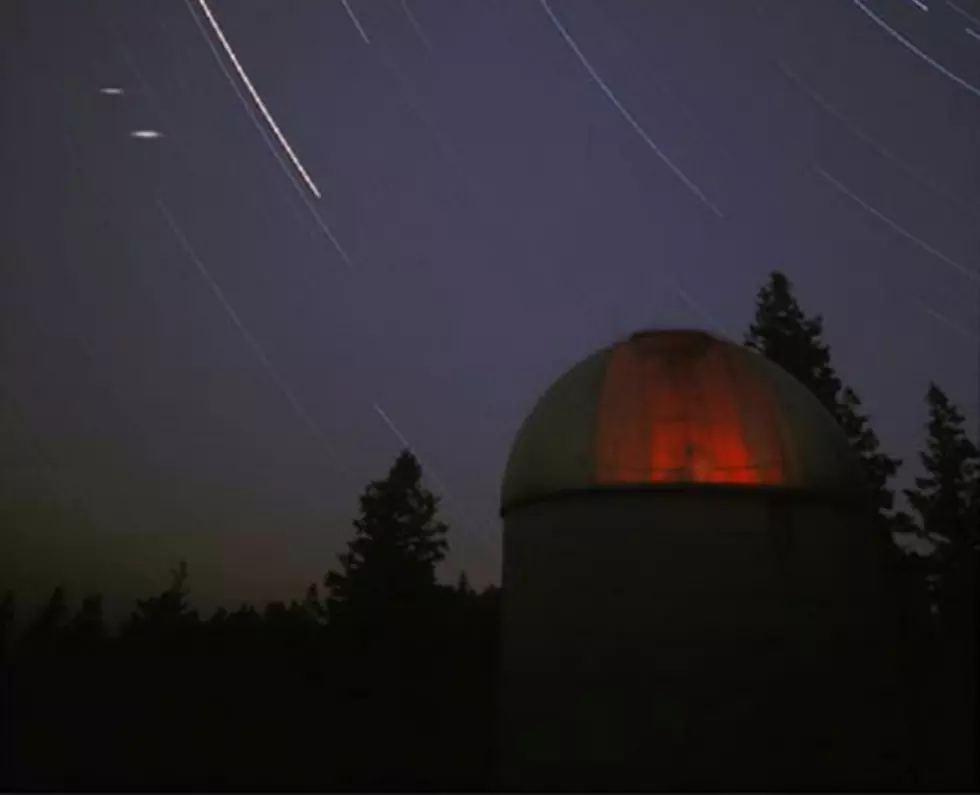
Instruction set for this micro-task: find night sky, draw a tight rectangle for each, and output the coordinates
[2,0,978,617]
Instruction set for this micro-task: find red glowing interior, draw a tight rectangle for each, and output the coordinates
[595,335,787,486]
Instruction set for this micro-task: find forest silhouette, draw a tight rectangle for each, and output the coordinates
[1,272,976,790]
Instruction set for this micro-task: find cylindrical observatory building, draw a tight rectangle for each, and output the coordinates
[497,329,908,790]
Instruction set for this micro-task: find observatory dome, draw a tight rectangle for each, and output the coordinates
[501,329,865,513]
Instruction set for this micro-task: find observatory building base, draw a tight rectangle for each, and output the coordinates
[497,488,909,791]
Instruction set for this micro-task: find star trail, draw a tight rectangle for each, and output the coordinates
[192,0,324,200]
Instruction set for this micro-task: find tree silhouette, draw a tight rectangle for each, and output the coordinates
[325,449,448,632]
[902,383,979,790]
[321,449,456,787]
[745,271,901,523]
[121,560,199,649]
[904,383,978,626]
[3,462,492,790]
[745,272,842,411]
[836,386,902,519]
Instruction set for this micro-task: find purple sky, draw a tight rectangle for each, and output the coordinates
[2,0,978,616]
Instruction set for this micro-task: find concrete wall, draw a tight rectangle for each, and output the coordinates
[498,488,910,790]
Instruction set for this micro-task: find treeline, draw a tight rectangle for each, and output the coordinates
[746,274,978,628]
[747,273,978,789]
[1,451,499,790]
[1,271,977,789]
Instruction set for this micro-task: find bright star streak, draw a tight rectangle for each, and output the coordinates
[341,0,371,44]
[185,0,352,268]
[537,0,724,218]
[99,87,124,95]
[965,27,980,42]
[817,167,980,286]
[193,0,323,199]
[100,6,329,254]
[907,0,929,11]
[848,0,980,99]
[130,130,163,139]
[157,200,343,468]
[370,401,448,495]
[371,403,459,509]
[400,0,433,50]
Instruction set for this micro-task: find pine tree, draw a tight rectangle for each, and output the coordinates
[744,271,841,414]
[904,383,979,625]
[903,383,979,790]
[122,560,199,647]
[745,272,901,523]
[837,386,901,518]
[323,451,451,787]
[325,450,448,630]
